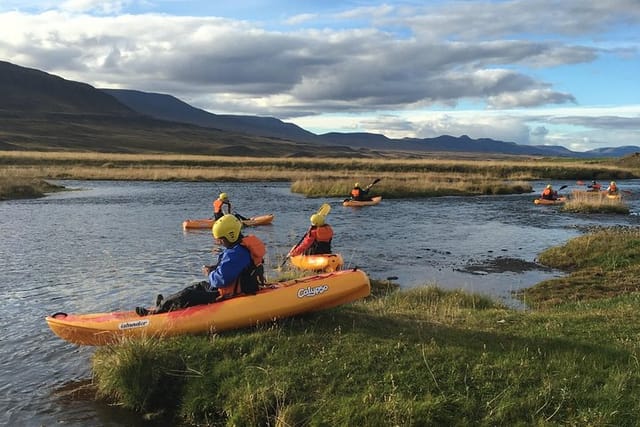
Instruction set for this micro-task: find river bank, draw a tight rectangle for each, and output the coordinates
[83,228,640,425]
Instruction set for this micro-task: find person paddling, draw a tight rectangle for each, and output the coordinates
[540,184,558,200]
[587,180,602,191]
[350,182,372,201]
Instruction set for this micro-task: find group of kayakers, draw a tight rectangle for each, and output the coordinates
[540,180,620,201]
[136,183,352,316]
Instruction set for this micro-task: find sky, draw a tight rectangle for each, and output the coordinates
[0,1,639,152]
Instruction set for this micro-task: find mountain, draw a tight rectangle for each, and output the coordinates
[104,88,639,158]
[102,89,320,143]
[0,61,364,156]
[1,60,637,158]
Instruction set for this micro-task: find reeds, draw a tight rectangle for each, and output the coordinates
[562,190,629,214]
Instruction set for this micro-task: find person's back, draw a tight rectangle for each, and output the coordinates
[213,192,231,220]
[289,214,333,256]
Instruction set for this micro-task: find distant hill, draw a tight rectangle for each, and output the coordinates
[0,61,364,157]
[104,87,640,158]
[102,89,320,143]
[1,60,637,158]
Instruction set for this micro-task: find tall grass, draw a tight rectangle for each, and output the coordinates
[562,190,629,214]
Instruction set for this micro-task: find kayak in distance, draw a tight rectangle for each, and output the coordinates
[533,197,567,205]
[343,195,382,207]
[289,253,344,272]
[45,269,371,346]
[182,214,274,230]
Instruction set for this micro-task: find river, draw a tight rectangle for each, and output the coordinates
[1,179,639,425]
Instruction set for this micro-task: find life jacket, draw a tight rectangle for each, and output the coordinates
[213,198,230,219]
[218,235,266,299]
[310,225,333,254]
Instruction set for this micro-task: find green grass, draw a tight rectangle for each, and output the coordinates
[92,277,640,426]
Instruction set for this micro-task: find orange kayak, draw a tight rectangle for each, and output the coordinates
[182,214,274,230]
[46,269,370,346]
[343,195,382,207]
[533,197,566,205]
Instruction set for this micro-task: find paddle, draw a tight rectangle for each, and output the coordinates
[365,178,381,191]
[280,203,331,268]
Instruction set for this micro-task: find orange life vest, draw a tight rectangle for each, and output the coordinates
[217,235,266,299]
[314,225,333,242]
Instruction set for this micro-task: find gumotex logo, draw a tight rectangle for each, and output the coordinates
[297,284,329,298]
[119,319,150,330]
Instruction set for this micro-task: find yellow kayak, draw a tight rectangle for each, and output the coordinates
[45,269,370,346]
[343,195,382,207]
[290,253,344,272]
[182,214,274,230]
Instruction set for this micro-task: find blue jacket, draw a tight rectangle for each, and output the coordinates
[207,243,251,290]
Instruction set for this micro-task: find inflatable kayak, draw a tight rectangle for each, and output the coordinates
[290,253,344,272]
[343,195,382,207]
[182,214,274,230]
[45,269,371,346]
[534,197,567,205]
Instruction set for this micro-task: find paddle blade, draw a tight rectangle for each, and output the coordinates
[558,185,568,191]
[576,180,585,185]
[318,203,331,217]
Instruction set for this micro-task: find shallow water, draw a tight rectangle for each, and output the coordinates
[2,179,639,425]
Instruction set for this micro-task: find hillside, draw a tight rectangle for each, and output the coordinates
[0,61,363,157]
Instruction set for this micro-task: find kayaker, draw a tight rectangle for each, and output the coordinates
[350,182,371,201]
[289,214,333,256]
[213,192,232,220]
[540,184,558,200]
[606,181,618,195]
[136,214,266,316]
[587,180,602,191]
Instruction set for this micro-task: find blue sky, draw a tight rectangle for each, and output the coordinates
[1,0,638,152]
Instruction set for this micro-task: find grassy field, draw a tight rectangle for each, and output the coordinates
[2,150,639,200]
[90,231,640,426]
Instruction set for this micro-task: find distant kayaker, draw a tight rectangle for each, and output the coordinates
[606,181,618,195]
[540,184,558,200]
[587,180,602,191]
[289,214,333,256]
[350,182,372,201]
[136,214,266,316]
[213,192,232,220]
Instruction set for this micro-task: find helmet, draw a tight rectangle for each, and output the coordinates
[611,181,616,185]
[546,184,552,189]
[219,192,228,201]
[212,214,242,242]
[310,214,325,226]
[354,182,360,188]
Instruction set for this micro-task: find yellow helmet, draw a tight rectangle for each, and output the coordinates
[546,184,552,189]
[212,214,242,242]
[310,214,325,226]
[219,192,228,201]
[354,182,360,188]
[611,181,616,185]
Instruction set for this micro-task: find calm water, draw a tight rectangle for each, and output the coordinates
[2,179,639,425]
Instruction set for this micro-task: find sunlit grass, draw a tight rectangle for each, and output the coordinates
[91,278,640,426]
